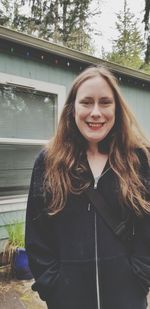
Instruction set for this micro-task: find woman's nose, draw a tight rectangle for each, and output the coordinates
[90,103,102,117]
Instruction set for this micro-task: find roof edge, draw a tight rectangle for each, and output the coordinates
[0,26,150,83]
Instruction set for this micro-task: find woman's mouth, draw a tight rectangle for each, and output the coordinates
[87,122,104,129]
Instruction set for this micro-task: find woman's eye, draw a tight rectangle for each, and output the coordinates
[80,100,92,105]
[101,100,113,105]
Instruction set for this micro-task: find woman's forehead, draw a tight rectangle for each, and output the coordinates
[75,76,114,99]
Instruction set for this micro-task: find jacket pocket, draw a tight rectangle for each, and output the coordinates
[32,267,60,301]
[129,257,150,295]
[101,255,148,309]
[46,261,97,309]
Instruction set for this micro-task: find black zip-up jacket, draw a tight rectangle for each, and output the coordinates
[25,150,150,309]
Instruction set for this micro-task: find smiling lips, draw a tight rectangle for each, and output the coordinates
[87,122,105,130]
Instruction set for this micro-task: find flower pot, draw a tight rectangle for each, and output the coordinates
[13,248,33,280]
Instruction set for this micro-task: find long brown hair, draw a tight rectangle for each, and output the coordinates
[44,66,150,215]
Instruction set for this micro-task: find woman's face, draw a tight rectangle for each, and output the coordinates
[74,76,116,148]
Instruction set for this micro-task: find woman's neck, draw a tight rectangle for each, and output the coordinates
[87,143,99,156]
[86,147,108,178]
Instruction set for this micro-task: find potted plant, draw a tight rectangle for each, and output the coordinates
[3,221,33,280]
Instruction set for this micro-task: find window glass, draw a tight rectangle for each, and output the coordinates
[0,84,57,139]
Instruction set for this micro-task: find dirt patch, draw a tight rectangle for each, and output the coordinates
[0,277,46,309]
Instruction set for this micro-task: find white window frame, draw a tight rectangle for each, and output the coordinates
[0,72,66,145]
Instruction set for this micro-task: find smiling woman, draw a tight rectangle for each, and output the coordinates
[26,66,150,309]
[74,76,115,147]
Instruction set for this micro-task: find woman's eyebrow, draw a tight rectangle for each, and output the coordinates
[79,96,93,100]
[99,96,113,100]
[79,96,114,101]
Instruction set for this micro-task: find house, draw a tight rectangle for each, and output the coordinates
[0,26,150,252]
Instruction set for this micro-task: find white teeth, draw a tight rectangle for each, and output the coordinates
[88,123,103,127]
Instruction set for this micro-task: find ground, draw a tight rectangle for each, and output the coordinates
[0,265,46,309]
[0,266,150,309]
[0,278,47,309]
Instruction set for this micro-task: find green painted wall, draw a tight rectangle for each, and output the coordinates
[121,84,150,138]
[0,53,77,92]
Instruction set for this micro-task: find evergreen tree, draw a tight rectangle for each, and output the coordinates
[0,0,29,32]
[28,0,99,52]
[59,0,95,52]
[0,0,13,26]
[104,0,144,69]
[143,0,150,66]
[0,0,101,54]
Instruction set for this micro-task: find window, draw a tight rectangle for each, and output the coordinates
[0,73,66,197]
[0,85,57,140]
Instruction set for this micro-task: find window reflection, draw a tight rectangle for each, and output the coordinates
[0,85,57,139]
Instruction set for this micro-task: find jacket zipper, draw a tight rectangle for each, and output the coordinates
[94,209,101,309]
[88,203,91,211]
[93,167,111,309]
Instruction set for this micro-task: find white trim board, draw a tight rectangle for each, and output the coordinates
[0,137,48,146]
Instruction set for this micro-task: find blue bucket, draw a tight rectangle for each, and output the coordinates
[13,248,33,280]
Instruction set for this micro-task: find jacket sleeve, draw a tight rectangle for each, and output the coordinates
[25,151,60,301]
[130,161,150,293]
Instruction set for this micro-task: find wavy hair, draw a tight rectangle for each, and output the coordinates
[44,66,150,215]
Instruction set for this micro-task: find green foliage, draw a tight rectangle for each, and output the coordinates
[2,222,25,275]
[0,0,12,26]
[103,0,145,70]
[6,222,25,249]
[0,0,101,53]
[140,62,150,74]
